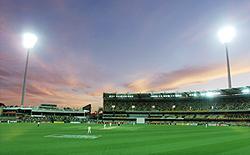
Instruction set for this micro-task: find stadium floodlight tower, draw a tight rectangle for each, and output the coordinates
[218,26,236,89]
[21,33,38,108]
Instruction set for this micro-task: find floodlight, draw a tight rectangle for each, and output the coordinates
[20,32,38,107]
[205,91,220,98]
[242,88,250,94]
[111,105,116,108]
[200,92,207,97]
[22,33,38,49]
[218,26,236,88]
[218,26,236,44]
[175,94,182,97]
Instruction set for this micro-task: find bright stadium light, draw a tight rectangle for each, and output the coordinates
[218,26,236,89]
[205,92,214,97]
[111,105,116,112]
[218,26,236,44]
[175,94,182,97]
[200,92,207,97]
[205,91,220,98]
[190,92,198,97]
[242,88,250,94]
[22,33,38,49]
[20,32,38,107]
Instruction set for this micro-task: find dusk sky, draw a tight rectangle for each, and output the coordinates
[1,0,250,110]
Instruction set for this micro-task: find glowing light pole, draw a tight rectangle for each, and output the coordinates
[21,33,38,107]
[218,26,236,89]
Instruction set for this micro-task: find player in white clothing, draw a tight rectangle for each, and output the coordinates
[87,126,91,134]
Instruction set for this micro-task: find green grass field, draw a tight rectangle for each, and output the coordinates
[1,123,250,155]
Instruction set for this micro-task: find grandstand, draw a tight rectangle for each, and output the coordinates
[103,86,250,125]
[0,104,90,123]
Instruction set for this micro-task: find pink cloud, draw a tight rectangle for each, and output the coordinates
[125,59,250,92]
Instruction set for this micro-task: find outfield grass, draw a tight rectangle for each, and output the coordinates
[1,123,250,155]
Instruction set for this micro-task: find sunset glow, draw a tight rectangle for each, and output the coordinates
[1,1,250,111]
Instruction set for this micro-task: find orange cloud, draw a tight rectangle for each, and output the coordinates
[1,54,250,111]
[0,51,98,109]
[125,59,250,92]
[126,79,151,93]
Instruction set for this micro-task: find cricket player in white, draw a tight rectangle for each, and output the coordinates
[109,122,112,127]
[87,126,91,134]
[104,124,106,129]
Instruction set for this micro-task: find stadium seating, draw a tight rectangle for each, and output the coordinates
[103,86,250,112]
[102,86,250,124]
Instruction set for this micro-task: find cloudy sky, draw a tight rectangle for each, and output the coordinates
[0,0,250,110]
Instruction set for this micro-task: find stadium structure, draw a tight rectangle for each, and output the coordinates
[0,103,91,123]
[103,86,250,126]
[1,86,250,126]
